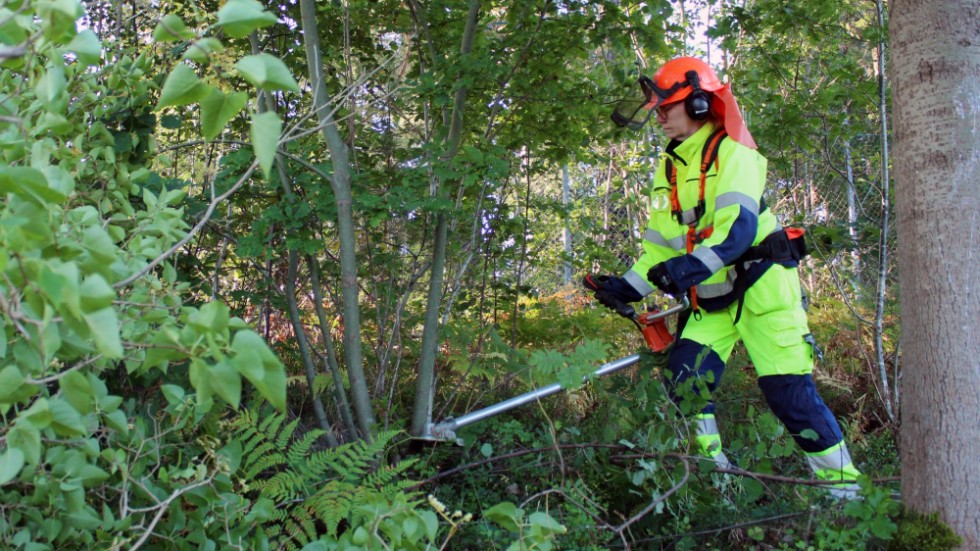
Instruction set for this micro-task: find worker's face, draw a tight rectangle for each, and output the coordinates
[655,100,703,141]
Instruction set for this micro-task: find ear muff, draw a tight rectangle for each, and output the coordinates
[684,70,711,120]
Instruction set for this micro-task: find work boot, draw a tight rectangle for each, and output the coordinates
[805,442,861,500]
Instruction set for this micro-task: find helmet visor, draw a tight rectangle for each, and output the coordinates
[611,76,685,130]
[611,96,653,130]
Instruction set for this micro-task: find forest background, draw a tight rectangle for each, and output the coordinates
[0,0,976,549]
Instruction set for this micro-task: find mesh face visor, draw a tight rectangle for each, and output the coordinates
[610,76,688,130]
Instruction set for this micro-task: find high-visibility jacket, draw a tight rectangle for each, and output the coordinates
[623,122,790,312]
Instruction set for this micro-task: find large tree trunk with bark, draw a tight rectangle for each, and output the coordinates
[892,0,980,547]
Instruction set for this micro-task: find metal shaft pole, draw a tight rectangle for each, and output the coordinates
[425,353,641,441]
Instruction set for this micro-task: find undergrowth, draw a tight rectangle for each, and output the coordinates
[409,290,907,549]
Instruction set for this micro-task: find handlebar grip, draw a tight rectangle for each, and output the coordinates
[613,300,636,319]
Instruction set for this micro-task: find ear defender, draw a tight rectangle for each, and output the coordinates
[684,70,711,120]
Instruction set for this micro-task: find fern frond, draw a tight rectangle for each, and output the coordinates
[276,416,301,450]
[259,411,285,433]
[232,408,418,549]
[287,429,327,469]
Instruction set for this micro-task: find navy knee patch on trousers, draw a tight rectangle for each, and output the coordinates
[757,374,844,453]
[665,338,725,415]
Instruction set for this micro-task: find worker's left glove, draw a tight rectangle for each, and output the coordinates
[583,274,642,310]
[647,263,681,296]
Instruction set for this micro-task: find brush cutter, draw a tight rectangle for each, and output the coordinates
[419,295,689,442]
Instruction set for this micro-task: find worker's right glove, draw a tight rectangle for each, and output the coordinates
[583,274,643,311]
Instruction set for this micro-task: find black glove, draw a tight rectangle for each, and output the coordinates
[646,263,681,295]
[583,274,642,311]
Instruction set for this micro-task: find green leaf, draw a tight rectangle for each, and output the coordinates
[0,372,37,412]
[528,512,565,536]
[200,89,247,141]
[37,0,83,42]
[230,329,285,410]
[217,438,243,473]
[183,38,224,63]
[741,477,764,502]
[235,54,299,92]
[189,358,214,411]
[161,384,186,406]
[81,225,117,263]
[83,307,124,359]
[250,111,281,179]
[420,510,439,542]
[7,421,41,467]
[188,301,231,335]
[79,274,115,313]
[160,114,182,129]
[484,502,522,532]
[0,448,25,486]
[156,64,209,111]
[153,14,195,42]
[799,429,819,441]
[216,0,279,38]
[0,166,66,205]
[60,370,95,414]
[37,64,67,114]
[103,410,129,435]
[49,398,87,436]
[210,360,242,409]
[66,29,102,65]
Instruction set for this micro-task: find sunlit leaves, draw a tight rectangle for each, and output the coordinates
[65,30,102,65]
[0,166,66,204]
[153,14,195,43]
[250,111,282,179]
[155,63,209,110]
[200,89,247,141]
[35,64,67,114]
[183,38,224,63]
[235,53,300,92]
[216,0,279,39]
[36,0,83,42]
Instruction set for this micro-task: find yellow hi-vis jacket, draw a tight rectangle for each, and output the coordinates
[623,122,785,312]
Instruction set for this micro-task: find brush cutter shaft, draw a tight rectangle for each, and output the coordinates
[425,354,642,441]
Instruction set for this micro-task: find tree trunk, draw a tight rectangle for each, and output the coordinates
[892,0,980,547]
[410,0,482,437]
[873,0,896,423]
[299,0,376,439]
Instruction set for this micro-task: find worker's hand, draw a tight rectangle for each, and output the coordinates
[647,263,681,295]
[583,274,642,310]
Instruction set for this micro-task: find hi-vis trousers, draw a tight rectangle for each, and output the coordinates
[665,265,860,491]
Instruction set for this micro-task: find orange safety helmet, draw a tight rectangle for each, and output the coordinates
[644,56,722,119]
[611,56,757,148]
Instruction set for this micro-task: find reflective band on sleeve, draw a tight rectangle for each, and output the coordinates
[695,270,737,298]
[715,191,759,214]
[643,228,687,251]
[692,246,725,274]
[624,269,655,296]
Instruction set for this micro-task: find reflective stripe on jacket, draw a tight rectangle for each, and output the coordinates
[623,122,782,312]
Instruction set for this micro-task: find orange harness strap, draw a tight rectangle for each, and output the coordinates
[664,129,728,317]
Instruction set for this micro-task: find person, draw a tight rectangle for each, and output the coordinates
[587,57,860,498]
